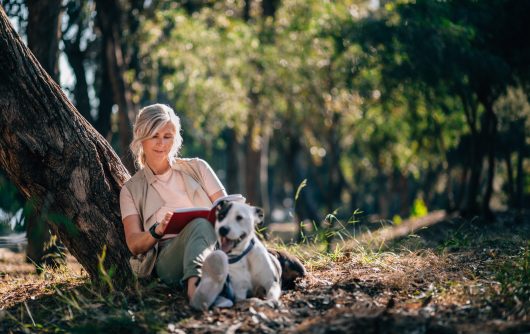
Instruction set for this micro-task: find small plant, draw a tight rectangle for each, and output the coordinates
[496,242,530,307]
[438,231,471,251]
[410,197,428,218]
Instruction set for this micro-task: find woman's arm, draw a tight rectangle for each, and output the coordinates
[122,213,171,256]
[209,189,227,203]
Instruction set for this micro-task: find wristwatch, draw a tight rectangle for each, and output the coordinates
[149,222,163,240]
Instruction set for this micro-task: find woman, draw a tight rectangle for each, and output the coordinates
[120,103,230,309]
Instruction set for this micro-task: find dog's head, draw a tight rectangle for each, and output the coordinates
[215,201,263,254]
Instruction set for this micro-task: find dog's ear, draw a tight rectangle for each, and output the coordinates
[215,200,232,222]
[254,207,264,225]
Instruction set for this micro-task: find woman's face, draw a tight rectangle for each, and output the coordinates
[142,121,176,167]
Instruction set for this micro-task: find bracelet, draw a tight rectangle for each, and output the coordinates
[149,222,163,240]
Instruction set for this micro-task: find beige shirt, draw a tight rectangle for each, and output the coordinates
[120,159,224,238]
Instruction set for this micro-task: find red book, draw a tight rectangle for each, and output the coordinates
[164,194,245,234]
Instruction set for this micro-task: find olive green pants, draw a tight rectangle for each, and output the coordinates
[155,218,217,287]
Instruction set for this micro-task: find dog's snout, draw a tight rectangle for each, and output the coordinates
[219,226,230,237]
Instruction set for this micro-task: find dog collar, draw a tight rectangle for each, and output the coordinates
[226,238,255,264]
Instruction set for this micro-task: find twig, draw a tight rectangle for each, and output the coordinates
[23,301,35,327]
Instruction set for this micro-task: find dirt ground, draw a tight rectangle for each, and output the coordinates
[0,211,529,333]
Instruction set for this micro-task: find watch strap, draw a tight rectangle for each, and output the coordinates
[149,222,163,240]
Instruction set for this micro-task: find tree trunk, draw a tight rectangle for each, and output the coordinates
[62,1,92,123]
[260,127,271,227]
[262,0,280,18]
[26,0,64,268]
[63,38,92,123]
[243,0,251,22]
[25,201,52,268]
[505,152,514,206]
[244,112,261,206]
[515,145,524,211]
[222,128,242,194]
[26,0,62,83]
[463,131,482,215]
[0,7,133,286]
[95,0,135,173]
[481,102,497,216]
[94,41,114,140]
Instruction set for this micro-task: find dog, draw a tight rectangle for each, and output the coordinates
[215,201,282,302]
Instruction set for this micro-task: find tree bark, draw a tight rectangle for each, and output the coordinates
[0,7,133,286]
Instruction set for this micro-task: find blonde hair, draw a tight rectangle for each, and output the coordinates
[130,104,183,168]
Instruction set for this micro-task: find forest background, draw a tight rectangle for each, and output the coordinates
[0,0,529,261]
[0,1,529,332]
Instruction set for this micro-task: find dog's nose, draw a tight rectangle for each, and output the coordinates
[219,226,230,237]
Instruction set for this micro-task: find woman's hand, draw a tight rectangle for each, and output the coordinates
[155,211,173,235]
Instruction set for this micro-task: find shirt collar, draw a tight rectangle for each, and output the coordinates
[144,163,178,185]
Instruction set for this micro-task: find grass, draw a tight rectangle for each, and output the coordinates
[1,211,530,333]
[496,242,530,311]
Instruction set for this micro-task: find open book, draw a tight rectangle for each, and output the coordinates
[164,194,246,235]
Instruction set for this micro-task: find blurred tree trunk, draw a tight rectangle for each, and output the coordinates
[95,0,135,173]
[243,0,251,21]
[515,140,525,211]
[0,7,133,286]
[64,38,92,122]
[504,152,514,205]
[223,128,242,193]
[260,127,272,226]
[25,0,63,267]
[262,0,280,18]
[244,110,261,205]
[481,100,497,216]
[284,127,321,242]
[460,94,482,215]
[63,7,93,124]
[27,0,62,82]
[94,34,114,139]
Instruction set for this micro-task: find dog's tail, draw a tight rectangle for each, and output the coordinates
[268,249,307,290]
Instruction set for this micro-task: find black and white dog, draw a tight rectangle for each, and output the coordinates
[215,201,282,302]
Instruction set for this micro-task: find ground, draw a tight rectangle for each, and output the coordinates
[0,211,529,333]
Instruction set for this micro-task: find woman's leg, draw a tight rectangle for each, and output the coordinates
[156,218,216,291]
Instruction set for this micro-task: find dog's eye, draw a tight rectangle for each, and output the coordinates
[236,215,243,221]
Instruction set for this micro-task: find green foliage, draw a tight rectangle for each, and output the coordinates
[438,230,470,252]
[5,0,526,235]
[97,245,115,292]
[410,197,428,218]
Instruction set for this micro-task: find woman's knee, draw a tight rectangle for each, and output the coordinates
[187,218,216,239]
